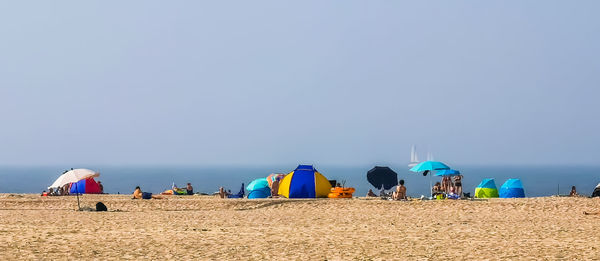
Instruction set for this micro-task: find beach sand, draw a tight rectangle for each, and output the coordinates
[0,194,599,260]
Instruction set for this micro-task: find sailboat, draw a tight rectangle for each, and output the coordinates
[427,151,434,161]
[408,145,419,168]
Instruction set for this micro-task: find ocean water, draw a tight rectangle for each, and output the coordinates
[1,165,599,197]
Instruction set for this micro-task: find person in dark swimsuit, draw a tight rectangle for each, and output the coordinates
[186,183,194,195]
[454,175,463,198]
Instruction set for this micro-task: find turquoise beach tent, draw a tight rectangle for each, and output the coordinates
[475,178,499,198]
[247,178,270,199]
[499,179,525,198]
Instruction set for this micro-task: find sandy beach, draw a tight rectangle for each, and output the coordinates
[0,194,598,260]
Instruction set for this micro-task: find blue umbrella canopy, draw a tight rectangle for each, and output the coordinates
[435,169,461,176]
[409,161,451,172]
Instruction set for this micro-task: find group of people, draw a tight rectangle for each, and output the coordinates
[133,183,194,199]
[172,183,194,195]
[365,179,408,200]
[365,175,464,200]
[432,175,463,199]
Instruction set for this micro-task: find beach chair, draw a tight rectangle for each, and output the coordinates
[227,183,245,198]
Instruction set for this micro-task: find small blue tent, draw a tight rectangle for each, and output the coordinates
[247,178,271,199]
[475,178,499,198]
[499,179,525,198]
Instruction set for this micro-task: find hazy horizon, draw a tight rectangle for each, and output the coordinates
[1,1,599,166]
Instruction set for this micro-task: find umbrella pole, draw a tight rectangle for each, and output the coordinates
[76,182,81,211]
[430,174,433,198]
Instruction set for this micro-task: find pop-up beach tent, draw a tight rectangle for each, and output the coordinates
[475,178,499,198]
[592,183,600,198]
[278,165,332,198]
[247,178,271,199]
[499,179,525,198]
[69,178,102,194]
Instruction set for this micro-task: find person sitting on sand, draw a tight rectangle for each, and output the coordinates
[432,182,443,196]
[570,186,578,197]
[186,183,194,195]
[132,186,161,199]
[393,180,407,200]
[219,187,226,198]
[366,189,377,197]
[447,186,460,199]
[61,184,70,195]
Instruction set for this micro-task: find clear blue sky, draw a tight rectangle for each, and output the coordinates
[0,1,598,166]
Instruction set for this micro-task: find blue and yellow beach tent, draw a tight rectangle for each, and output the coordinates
[278,165,332,198]
[499,179,525,198]
[475,178,499,198]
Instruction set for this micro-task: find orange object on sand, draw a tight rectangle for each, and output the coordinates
[328,187,355,198]
[160,190,174,195]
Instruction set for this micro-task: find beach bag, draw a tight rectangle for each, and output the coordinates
[142,192,152,199]
[96,202,107,211]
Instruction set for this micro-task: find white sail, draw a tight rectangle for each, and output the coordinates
[408,145,419,167]
[427,152,434,161]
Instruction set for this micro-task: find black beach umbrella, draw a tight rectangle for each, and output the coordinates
[367,166,398,190]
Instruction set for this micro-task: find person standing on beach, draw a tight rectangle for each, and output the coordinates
[98,181,104,194]
[441,177,448,194]
[454,175,462,197]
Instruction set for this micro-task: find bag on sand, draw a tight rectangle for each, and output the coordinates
[96,202,108,211]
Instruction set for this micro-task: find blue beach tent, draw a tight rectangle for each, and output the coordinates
[278,165,332,198]
[475,178,499,198]
[499,179,525,198]
[248,188,270,199]
[247,178,271,199]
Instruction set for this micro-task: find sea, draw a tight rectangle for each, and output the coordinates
[1,165,598,197]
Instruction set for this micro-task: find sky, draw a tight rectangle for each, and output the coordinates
[0,1,599,166]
